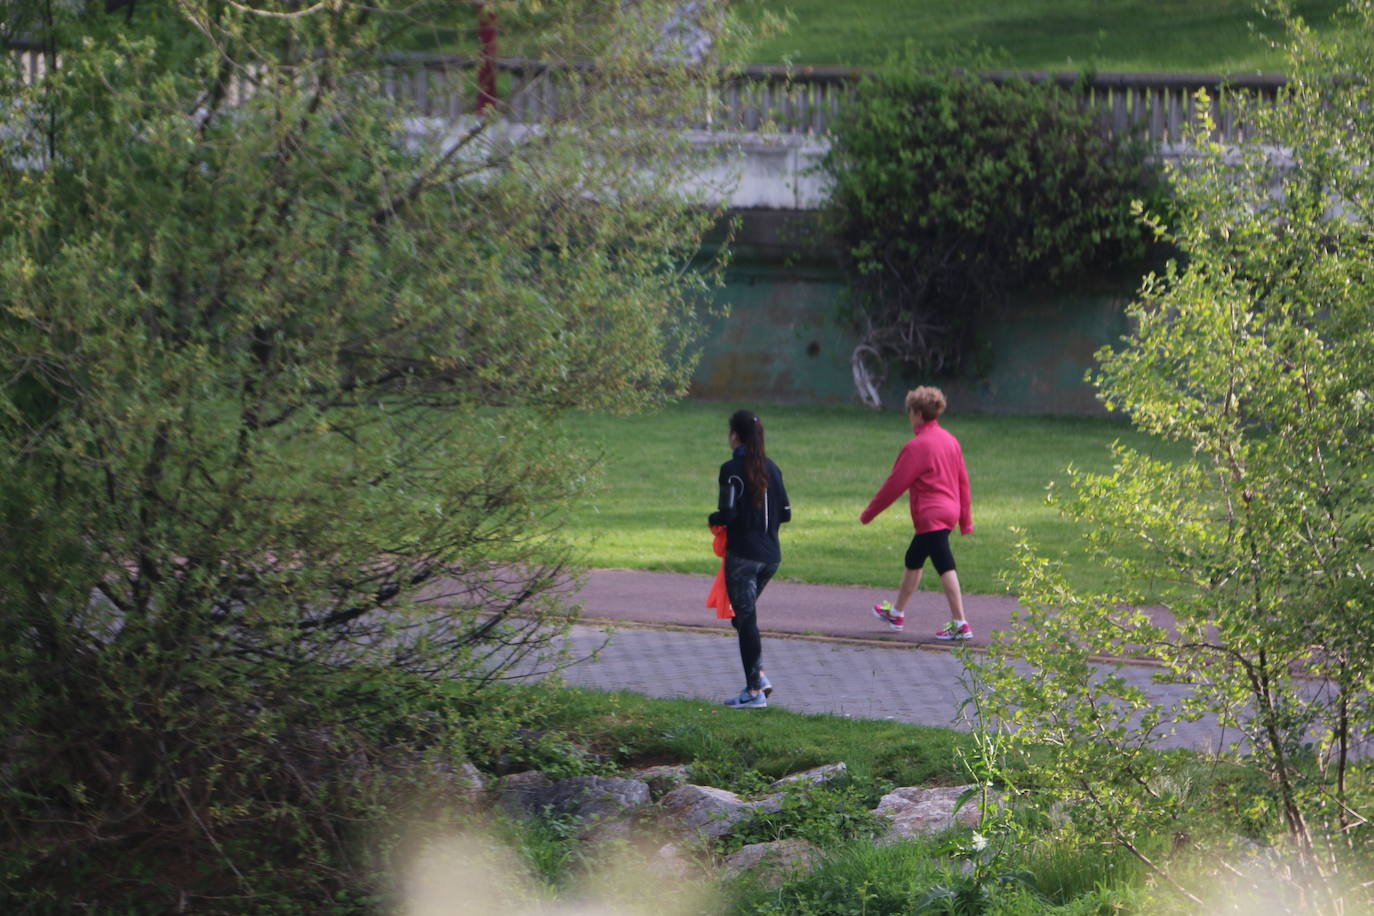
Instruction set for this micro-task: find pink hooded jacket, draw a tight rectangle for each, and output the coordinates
[860,419,972,535]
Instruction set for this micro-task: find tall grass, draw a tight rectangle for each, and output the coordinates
[729,835,1147,915]
[561,401,1184,597]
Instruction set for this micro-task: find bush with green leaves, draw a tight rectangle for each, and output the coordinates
[0,1,740,910]
[822,53,1159,405]
[971,2,1374,910]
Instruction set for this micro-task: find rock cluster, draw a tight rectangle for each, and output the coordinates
[459,759,992,887]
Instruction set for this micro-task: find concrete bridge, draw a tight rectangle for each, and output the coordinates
[11,43,1287,214]
[10,44,1292,414]
[385,56,1286,213]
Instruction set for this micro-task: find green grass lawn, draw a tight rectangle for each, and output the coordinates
[534,685,974,789]
[741,0,1347,71]
[562,401,1185,598]
[411,0,1345,72]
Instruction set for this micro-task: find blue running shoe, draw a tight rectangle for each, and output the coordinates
[759,673,773,698]
[723,689,767,708]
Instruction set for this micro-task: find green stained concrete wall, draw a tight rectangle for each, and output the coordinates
[689,261,855,404]
[690,254,1143,416]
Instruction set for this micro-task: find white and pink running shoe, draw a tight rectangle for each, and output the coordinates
[871,601,905,632]
[935,620,973,641]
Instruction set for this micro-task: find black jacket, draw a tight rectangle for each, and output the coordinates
[707,449,791,565]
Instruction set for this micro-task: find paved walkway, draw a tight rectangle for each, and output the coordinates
[519,569,1230,752]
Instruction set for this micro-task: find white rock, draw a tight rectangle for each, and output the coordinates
[629,764,693,798]
[768,762,848,790]
[874,784,996,844]
[658,784,759,838]
[723,838,819,888]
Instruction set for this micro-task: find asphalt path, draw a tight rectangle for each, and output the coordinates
[525,568,1241,753]
[568,567,1179,651]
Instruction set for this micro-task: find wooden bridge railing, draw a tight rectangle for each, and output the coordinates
[8,44,1289,146]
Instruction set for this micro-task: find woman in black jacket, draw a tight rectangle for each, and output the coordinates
[708,409,791,708]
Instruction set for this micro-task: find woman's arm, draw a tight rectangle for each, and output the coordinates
[957,451,973,535]
[860,442,919,524]
[708,467,743,527]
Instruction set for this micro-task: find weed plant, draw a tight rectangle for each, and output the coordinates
[730,837,950,915]
[726,782,887,851]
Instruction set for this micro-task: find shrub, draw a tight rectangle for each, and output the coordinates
[970,3,1374,909]
[0,0,737,909]
[822,53,1160,404]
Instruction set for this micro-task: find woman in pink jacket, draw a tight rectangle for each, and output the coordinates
[859,386,974,640]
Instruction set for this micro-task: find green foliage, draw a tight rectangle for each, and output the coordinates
[732,837,950,916]
[971,2,1374,909]
[0,1,741,910]
[501,808,602,888]
[731,832,1138,915]
[822,52,1160,397]
[912,860,1038,915]
[1013,835,1148,908]
[434,685,620,781]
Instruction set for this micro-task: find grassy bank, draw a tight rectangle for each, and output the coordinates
[454,684,1159,914]
[562,401,1185,598]
[410,1,1345,72]
[532,686,975,788]
[740,0,1347,71]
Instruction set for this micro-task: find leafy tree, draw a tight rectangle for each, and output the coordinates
[0,0,736,908]
[973,2,1374,909]
[821,55,1158,407]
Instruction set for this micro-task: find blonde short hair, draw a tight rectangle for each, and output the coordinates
[905,386,946,421]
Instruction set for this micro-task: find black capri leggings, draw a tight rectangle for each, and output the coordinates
[905,528,957,575]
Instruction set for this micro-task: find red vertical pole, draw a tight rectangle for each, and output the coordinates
[476,4,498,113]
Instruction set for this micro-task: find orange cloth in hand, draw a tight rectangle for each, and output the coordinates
[706,525,733,619]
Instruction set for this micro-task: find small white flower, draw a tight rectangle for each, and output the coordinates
[969,832,988,852]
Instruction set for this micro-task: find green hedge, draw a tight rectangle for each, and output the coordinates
[822,55,1162,388]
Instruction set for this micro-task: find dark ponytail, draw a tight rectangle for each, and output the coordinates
[729,409,768,509]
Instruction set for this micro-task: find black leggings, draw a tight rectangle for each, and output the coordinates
[905,528,957,575]
[724,553,778,692]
